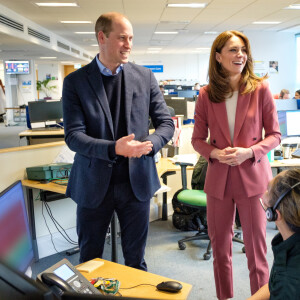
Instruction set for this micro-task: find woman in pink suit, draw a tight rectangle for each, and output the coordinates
[192,30,281,300]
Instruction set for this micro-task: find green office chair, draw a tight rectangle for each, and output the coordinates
[174,162,212,260]
[174,161,245,260]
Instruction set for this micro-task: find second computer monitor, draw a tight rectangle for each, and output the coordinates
[28,100,63,124]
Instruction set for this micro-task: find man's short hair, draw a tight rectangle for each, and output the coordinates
[95,12,126,41]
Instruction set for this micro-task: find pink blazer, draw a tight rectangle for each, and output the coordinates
[192,81,281,200]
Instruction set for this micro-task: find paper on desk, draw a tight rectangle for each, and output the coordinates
[76,260,104,273]
[169,154,198,166]
[278,158,300,165]
[187,101,196,119]
[154,184,171,195]
[53,146,75,163]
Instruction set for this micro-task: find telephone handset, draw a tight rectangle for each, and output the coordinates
[41,272,74,292]
[37,258,100,298]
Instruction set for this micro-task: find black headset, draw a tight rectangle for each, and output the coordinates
[266,181,300,222]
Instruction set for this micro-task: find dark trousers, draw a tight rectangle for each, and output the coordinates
[76,181,150,271]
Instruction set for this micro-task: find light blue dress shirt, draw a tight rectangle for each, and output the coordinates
[96,54,123,76]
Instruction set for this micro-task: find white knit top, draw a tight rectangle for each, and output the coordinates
[225,91,238,143]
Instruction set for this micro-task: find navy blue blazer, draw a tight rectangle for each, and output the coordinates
[62,58,174,208]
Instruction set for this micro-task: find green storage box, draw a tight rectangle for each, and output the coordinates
[26,163,72,180]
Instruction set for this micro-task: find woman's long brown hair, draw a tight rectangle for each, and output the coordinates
[207,30,268,103]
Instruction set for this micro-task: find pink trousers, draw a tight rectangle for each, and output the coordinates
[206,166,269,300]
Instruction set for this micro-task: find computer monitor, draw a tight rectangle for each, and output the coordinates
[0,260,53,300]
[286,110,300,137]
[277,111,287,139]
[181,85,194,90]
[177,90,198,98]
[164,85,177,90]
[0,181,34,273]
[28,100,63,125]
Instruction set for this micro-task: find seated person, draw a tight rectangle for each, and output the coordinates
[194,83,200,91]
[247,168,300,300]
[159,85,165,95]
[279,89,290,99]
[294,89,300,99]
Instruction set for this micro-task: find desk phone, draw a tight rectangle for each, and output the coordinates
[37,258,100,297]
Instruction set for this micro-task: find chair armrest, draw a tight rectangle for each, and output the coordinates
[175,162,194,167]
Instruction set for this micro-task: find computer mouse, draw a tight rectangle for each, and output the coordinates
[156,281,183,293]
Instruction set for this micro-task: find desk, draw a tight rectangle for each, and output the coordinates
[21,180,119,263]
[78,258,192,299]
[21,159,193,261]
[270,158,300,174]
[156,158,194,220]
[19,129,65,145]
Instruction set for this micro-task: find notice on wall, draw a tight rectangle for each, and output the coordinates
[253,61,267,78]
[21,80,32,93]
[269,61,278,74]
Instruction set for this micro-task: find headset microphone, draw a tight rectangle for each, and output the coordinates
[266,181,300,222]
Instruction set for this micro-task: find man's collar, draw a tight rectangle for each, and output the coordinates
[96,54,123,76]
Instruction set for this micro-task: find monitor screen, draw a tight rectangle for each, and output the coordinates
[5,60,30,75]
[0,181,34,273]
[164,85,178,90]
[286,110,300,136]
[277,110,287,138]
[177,90,198,98]
[28,100,63,124]
[181,85,194,90]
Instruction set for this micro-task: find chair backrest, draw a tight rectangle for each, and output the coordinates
[191,157,208,190]
[175,162,194,189]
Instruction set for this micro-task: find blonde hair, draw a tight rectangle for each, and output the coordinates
[279,89,290,99]
[207,30,268,103]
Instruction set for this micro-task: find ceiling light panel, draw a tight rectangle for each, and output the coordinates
[75,32,95,34]
[162,3,203,22]
[284,4,300,9]
[154,31,178,34]
[60,21,92,24]
[35,2,79,7]
[252,21,281,24]
[167,3,207,8]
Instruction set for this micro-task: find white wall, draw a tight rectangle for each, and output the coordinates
[246,31,297,95]
[0,61,4,85]
[132,31,297,95]
[131,53,210,85]
[36,63,63,100]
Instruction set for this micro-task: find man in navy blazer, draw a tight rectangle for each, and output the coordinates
[62,12,174,270]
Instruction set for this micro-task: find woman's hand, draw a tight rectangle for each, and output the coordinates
[210,147,253,166]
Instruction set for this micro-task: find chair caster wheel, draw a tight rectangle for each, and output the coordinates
[178,242,186,250]
[242,246,246,253]
[235,233,241,239]
[203,253,211,260]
